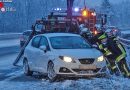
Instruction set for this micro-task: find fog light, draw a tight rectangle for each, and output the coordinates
[59,67,72,73]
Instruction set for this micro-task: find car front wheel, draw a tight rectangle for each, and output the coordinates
[47,62,58,82]
[23,59,33,76]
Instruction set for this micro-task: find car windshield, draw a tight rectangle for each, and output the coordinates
[50,36,91,49]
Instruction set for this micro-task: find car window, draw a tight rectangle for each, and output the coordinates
[50,36,91,49]
[32,36,41,48]
[39,37,50,50]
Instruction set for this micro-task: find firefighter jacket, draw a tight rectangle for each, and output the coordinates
[95,33,126,62]
[92,33,112,57]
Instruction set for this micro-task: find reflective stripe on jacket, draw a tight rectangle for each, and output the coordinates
[116,44,126,62]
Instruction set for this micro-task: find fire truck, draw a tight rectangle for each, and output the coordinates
[31,8,107,34]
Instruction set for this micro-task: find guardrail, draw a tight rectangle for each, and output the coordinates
[0,45,20,55]
[0,33,21,55]
[0,33,22,40]
[118,37,130,48]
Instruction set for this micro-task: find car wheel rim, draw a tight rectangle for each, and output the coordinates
[23,61,28,74]
[48,62,56,80]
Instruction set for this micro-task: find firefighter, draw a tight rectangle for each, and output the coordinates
[96,33,119,75]
[91,25,118,75]
[97,33,130,78]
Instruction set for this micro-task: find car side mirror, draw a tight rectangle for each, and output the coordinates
[39,45,47,52]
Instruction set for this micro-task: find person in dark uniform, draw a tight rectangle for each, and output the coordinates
[96,33,130,77]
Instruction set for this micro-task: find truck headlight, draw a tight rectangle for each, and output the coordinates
[97,56,104,62]
[59,56,75,63]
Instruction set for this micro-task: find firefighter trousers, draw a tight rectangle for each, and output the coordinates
[117,58,130,77]
[106,58,119,75]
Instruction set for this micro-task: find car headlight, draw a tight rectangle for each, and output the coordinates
[59,56,75,63]
[97,56,104,62]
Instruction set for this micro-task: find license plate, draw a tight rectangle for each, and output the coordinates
[79,70,93,74]
[79,65,97,70]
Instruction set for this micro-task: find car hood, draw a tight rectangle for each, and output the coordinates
[52,48,102,59]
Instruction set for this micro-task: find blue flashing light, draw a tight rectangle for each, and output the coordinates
[57,8,60,11]
[74,7,79,12]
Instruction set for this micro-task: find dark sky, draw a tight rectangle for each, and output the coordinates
[75,0,124,6]
[62,0,125,7]
[79,0,123,7]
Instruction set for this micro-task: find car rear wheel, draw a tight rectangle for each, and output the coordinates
[23,59,33,76]
[47,62,58,82]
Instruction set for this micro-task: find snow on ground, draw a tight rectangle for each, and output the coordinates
[0,39,19,48]
[0,72,130,90]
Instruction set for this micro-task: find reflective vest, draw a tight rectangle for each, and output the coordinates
[116,43,126,62]
[97,43,112,56]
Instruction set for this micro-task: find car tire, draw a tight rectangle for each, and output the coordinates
[47,61,58,82]
[23,58,33,76]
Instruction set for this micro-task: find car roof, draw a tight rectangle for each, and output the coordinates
[37,33,80,38]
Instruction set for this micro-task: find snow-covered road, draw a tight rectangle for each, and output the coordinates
[0,53,130,90]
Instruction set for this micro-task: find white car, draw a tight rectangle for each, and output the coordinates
[23,33,107,81]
